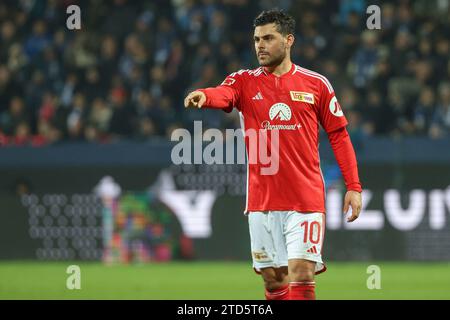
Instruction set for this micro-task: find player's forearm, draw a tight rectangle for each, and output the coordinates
[197,87,236,112]
[327,127,362,192]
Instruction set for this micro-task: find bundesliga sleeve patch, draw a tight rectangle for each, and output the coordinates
[290,91,315,104]
[221,77,236,86]
[329,96,344,117]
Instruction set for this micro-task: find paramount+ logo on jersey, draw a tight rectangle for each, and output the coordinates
[261,103,302,130]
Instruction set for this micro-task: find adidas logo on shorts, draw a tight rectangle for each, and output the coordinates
[306,246,318,254]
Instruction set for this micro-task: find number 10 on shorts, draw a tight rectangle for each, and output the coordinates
[300,221,321,245]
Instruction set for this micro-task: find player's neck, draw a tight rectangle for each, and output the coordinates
[264,59,293,77]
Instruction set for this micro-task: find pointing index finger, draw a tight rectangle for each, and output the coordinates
[184,93,193,107]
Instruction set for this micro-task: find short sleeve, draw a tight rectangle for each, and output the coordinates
[317,78,348,133]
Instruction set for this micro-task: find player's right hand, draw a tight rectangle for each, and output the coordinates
[184,91,206,109]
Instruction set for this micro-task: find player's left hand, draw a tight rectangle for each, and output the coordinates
[343,190,362,222]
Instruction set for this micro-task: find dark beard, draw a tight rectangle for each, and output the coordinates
[259,50,286,67]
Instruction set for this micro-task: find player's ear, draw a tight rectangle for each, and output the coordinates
[286,34,295,47]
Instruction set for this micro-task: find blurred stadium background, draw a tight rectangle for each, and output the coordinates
[0,0,449,299]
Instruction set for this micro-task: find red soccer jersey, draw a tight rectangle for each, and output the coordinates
[199,63,358,213]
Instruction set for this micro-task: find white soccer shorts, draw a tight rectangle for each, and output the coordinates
[248,211,326,274]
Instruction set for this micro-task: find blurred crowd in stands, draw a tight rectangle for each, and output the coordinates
[0,0,449,146]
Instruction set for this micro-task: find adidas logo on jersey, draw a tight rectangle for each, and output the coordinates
[252,92,263,100]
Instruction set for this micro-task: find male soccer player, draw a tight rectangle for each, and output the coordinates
[184,9,362,300]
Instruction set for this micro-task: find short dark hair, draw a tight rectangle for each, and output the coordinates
[253,9,295,36]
